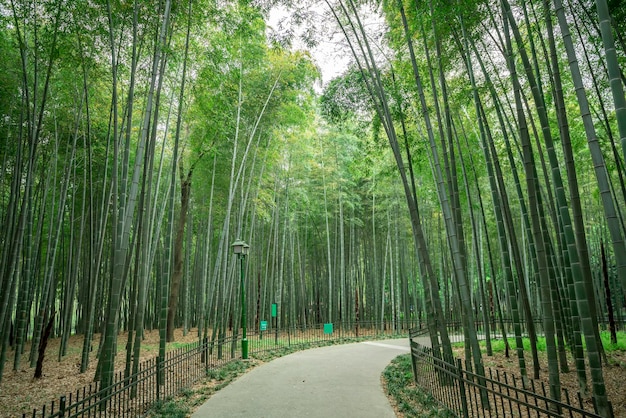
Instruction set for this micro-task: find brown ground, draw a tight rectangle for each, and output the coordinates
[470,348,626,417]
[0,328,203,417]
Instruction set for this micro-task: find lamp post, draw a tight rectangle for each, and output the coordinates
[232,239,250,359]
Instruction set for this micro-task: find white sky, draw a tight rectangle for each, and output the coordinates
[266,5,352,88]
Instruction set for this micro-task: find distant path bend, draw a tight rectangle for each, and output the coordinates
[191,338,421,418]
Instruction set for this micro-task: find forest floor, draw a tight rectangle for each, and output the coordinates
[448,345,626,418]
[0,327,202,417]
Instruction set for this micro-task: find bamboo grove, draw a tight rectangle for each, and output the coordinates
[0,0,624,415]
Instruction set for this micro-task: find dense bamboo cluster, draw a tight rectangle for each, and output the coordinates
[322,0,624,414]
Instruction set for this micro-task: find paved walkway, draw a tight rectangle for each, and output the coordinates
[191,338,412,418]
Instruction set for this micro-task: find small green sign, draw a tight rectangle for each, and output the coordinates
[260,320,268,331]
[324,323,333,334]
[271,303,277,318]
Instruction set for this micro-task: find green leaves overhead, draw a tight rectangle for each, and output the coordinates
[320,67,373,124]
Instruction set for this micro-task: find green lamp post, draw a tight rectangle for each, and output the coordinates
[232,239,250,359]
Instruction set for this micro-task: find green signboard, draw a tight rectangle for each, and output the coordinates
[260,320,268,331]
[324,323,333,334]
[271,303,277,318]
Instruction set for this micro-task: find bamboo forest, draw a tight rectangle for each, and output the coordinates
[0,0,625,416]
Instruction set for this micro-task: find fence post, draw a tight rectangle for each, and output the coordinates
[456,359,470,418]
[409,341,418,383]
[155,355,158,401]
[58,396,66,418]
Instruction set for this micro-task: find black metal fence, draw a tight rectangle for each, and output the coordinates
[409,328,612,418]
[20,321,409,418]
[21,336,239,418]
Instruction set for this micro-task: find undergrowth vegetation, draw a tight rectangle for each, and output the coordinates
[382,354,455,417]
[452,331,626,356]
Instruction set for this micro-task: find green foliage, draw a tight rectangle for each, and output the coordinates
[608,0,626,43]
[147,399,191,418]
[149,386,196,418]
[0,26,20,133]
[206,359,251,381]
[187,3,319,210]
[383,354,456,417]
[469,337,546,354]
[457,332,626,355]
[599,331,626,352]
[319,67,373,125]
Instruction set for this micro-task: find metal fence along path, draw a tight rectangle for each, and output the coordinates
[409,328,613,418]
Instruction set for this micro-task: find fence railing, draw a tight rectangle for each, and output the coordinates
[21,320,411,418]
[409,331,612,418]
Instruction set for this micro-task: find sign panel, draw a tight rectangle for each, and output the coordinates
[324,323,333,334]
[271,303,277,318]
[260,320,268,331]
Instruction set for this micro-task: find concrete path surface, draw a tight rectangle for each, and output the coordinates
[191,338,411,418]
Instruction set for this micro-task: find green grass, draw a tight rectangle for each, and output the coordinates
[485,336,547,353]
[147,388,194,418]
[599,330,626,352]
[148,399,191,418]
[205,360,251,382]
[383,354,455,417]
[453,331,626,354]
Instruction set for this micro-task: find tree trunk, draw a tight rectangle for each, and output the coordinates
[167,172,192,342]
[34,312,55,379]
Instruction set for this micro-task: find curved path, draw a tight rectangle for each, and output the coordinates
[191,338,414,418]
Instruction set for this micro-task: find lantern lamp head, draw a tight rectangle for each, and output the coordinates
[231,239,250,255]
